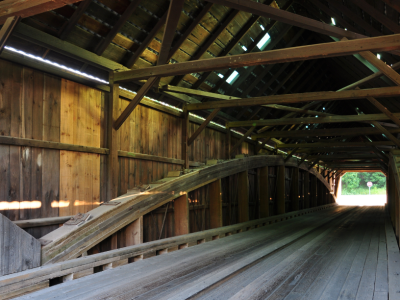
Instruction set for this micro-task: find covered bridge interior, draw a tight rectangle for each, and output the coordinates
[1,0,400,298]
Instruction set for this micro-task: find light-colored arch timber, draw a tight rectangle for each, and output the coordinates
[41,155,334,264]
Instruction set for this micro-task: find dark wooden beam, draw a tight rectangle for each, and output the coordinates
[229,110,400,128]
[113,34,400,82]
[225,24,294,96]
[107,74,120,201]
[125,11,168,68]
[367,97,400,128]
[380,0,400,14]
[169,8,240,86]
[187,108,220,146]
[350,0,400,33]
[338,62,400,91]
[182,106,189,169]
[230,126,256,155]
[0,0,82,25]
[114,77,158,130]
[193,0,293,92]
[94,0,141,56]
[326,0,382,36]
[205,0,365,39]
[113,0,185,130]
[258,102,322,134]
[58,0,92,40]
[191,10,262,90]
[253,127,400,139]
[276,141,395,149]
[187,86,400,111]
[168,3,213,61]
[0,16,19,54]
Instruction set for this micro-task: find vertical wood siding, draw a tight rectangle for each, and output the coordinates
[0,59,257,240]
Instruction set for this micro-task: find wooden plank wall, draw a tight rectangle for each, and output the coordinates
[0,213,41,276]
[0,58,254,240]
[0,60,61,238]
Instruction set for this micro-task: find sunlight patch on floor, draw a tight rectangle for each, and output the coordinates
[336,194,386,206]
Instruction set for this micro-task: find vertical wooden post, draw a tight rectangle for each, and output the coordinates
[238,171,249,223]
[182,105,189,169]
[394,173,399,239]
[174,194,189,236]
[258,166,269,218]
[125,216,143,246]
[390,168,394,224]
[310,175,317,207]
[291,167,299,211]
[334,174,341,198]
[107,72,120,201]
[226,127,231,159]
[209,179,223,228]
[276,165,285,215]
[304,171,310,209]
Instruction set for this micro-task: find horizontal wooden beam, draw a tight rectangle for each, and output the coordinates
[308,154,383,160]
[0,0,82,25]
[161,86,332,116]
[326,163,382,168]
[252,127,400,139]
[188,86,400,111]
[118,151,204,167]
[228,111,400,128]
[160,85,239,100]
[0,136,206,167]
[13,23,128,72]
[113,34,400,82]
[205,0,364,39]
[0,136,109,154]
[277,141,395,149]
[13,216,72,228]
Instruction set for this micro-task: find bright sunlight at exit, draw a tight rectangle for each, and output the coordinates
[336,172,387,206]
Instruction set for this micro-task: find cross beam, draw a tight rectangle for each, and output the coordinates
[113,34,400,82]
[276,141,395,149]
[252,127,400,139]
[188,86,400,112]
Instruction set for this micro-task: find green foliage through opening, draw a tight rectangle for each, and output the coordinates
[341,172,386,195]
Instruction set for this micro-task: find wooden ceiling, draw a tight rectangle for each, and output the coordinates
[2,0,400,173]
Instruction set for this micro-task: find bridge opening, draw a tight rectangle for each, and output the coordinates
[336,171,387,206]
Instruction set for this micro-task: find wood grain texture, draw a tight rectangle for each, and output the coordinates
[0,213,41,276]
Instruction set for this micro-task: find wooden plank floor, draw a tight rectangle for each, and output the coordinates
[17,206,394,300]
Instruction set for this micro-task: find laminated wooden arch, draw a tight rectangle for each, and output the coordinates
[41,155,334,265]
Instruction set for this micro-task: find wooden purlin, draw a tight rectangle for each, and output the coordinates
[58,0,92,40]
[169,8,240,86]
[350,0,400,33]
[238,9,302,97]
[94,0,141,56]
[225,24,294,96]
[125,11,168,68]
